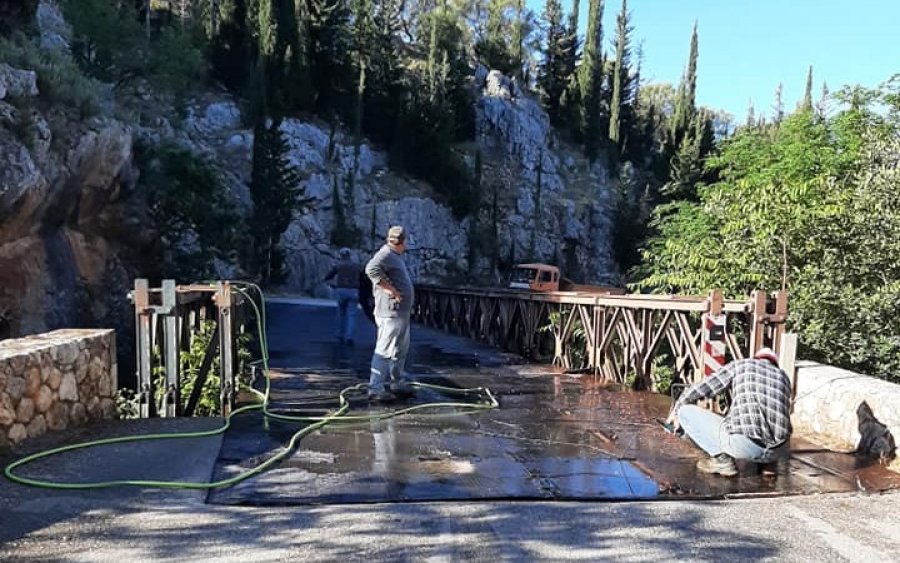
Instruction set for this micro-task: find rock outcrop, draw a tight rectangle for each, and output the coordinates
[181,67,619,296]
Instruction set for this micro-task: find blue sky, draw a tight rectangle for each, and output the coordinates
[525,0,900,120]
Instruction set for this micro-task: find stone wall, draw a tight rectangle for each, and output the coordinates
[792,361,900,471]
[0,329,117,448]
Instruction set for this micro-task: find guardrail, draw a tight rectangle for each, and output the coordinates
[129,280,252,417]
[413,285,788,389]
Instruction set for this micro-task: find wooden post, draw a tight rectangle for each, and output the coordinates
[749,290,767,357]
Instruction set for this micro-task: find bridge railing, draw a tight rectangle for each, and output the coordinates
[129,280,252,418]
[412,286,788,389]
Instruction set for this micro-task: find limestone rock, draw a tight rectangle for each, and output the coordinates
[15,397,34,423]
[35,385,53,412]
[0,64,39,100]
[0,129,47,234]
[8,423,27,443]
[58,372,78,401]
[47,368,61,390]
[6,375,26,400]
[69,402,87,425]
[26,413,46,437]
[97,370,112,397]
[99,398,116,419]
[25,366,40,396]
[46,401,68,430]
[0,404,13,426]
[37,1,72,53]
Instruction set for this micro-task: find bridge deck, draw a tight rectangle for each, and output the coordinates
[206,301,900,505]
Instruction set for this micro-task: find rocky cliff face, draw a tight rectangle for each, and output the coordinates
[0,3,145,352]
[179,68,618,297]
[0,2,619,348]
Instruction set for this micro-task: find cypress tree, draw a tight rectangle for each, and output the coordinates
[578,0,605,161]
[300,0,353,112]
[801,65,814,111]
[558,0,580,129]
[511,0,527,78]
[249,118,305,285]
[668,22,698,152]
[563,0,580,76]
[773,82,784,125]
[211,0,252,93]
[609,0,634,151]
[537,0,567,123]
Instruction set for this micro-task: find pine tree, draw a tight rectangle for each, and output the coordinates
[578,0,605,160]
[608,0,634,152]
[537,0,567,123]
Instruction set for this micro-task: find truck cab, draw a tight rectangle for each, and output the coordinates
[508,263,561,292]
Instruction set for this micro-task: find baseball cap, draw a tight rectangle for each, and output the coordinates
[387,225,406,244]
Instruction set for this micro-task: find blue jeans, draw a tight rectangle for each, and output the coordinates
[335,288,358,341]
[369,315,411,394]
[677,404,778,462]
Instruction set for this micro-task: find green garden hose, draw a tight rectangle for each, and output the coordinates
[3,282,498,490]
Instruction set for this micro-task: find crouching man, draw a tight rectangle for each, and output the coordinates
[666,347,792,477]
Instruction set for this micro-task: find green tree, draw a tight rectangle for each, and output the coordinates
[608,0,635,154]
[634,81,900,381]
[537,0,567,123]
[211,0,253,92]
[300,0,353,112]
[249,118,307,285]
[137,141,241,281]
[475,0,518,74]
[801,65,814,112]
[577,0,605,160]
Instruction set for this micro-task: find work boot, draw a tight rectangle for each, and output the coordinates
[697,454,738,477]
[367,390,397,404]
[390,381,415,398]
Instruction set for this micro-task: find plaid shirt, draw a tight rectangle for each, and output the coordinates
[674,358,793,447]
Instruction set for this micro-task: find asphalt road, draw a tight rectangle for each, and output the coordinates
[2,298,899,561]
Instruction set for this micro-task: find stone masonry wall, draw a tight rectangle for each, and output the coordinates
[0,329,117,449]
[792,361,900,472]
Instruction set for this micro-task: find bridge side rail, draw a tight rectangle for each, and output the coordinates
[130,280,250,418]
[413,286,787,389]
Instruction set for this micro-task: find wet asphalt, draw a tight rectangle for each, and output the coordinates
[2,298,900,560]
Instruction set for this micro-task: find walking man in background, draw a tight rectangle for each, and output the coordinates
[323,247,362,346]
[666,347,793,477]
[366,226,414,403]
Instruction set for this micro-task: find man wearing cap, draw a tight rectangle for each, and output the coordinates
[365,226,415,402]
[323,247,362,345]
[666,347,793,477]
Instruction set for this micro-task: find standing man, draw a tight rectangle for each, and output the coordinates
[366,226,414,402]
[323,247,362,345]
[666,347,793,477]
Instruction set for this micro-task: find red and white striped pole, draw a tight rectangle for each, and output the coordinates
[703,313,727,376]
[701,289,727,378]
